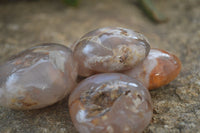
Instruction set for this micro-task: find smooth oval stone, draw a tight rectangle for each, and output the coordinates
[0,43,77,110]
[73,27,150,77]
[123,48,181,90]
[69,73,152,133]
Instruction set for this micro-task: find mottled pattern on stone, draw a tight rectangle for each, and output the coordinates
[69,73,152,133]
[73,27,150,77]
[0,43,77,110]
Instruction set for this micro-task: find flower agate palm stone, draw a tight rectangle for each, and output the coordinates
[73,27,150,77]
[69,73,152,133]
[0,43,77,110]
[123,48,181,90]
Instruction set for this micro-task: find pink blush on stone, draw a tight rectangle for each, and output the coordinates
[69,73,153,133]
[0,43,78,110]
[73,27,150,77]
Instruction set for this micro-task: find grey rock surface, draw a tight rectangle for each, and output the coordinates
[0,0,199,132]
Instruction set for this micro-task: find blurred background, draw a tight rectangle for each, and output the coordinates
[0,0,200,133]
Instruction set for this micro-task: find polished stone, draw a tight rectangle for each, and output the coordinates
[0,43,78,110]
[123,48,181,90]
[69,73,152,133]
[73,27,150,77]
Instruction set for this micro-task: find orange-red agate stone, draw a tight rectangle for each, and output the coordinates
[123,48,181,90]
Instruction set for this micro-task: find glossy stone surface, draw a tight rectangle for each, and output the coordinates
[123,49,181,90]
[73,27,150,77]
[0,43,77,110]
[69,73,152,133]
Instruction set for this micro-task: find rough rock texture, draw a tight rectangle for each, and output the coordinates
[0,0,199,132]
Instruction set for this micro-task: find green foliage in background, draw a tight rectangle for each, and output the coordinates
[138,0,168,23]
[63,0,79,6]
[62,0,167,23]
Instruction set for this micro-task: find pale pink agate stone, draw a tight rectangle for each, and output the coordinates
[69,73,152,133]
[0,43,77,110]
[73,27,150,77]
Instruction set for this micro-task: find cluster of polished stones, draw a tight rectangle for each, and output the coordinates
[0,27,181,133]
